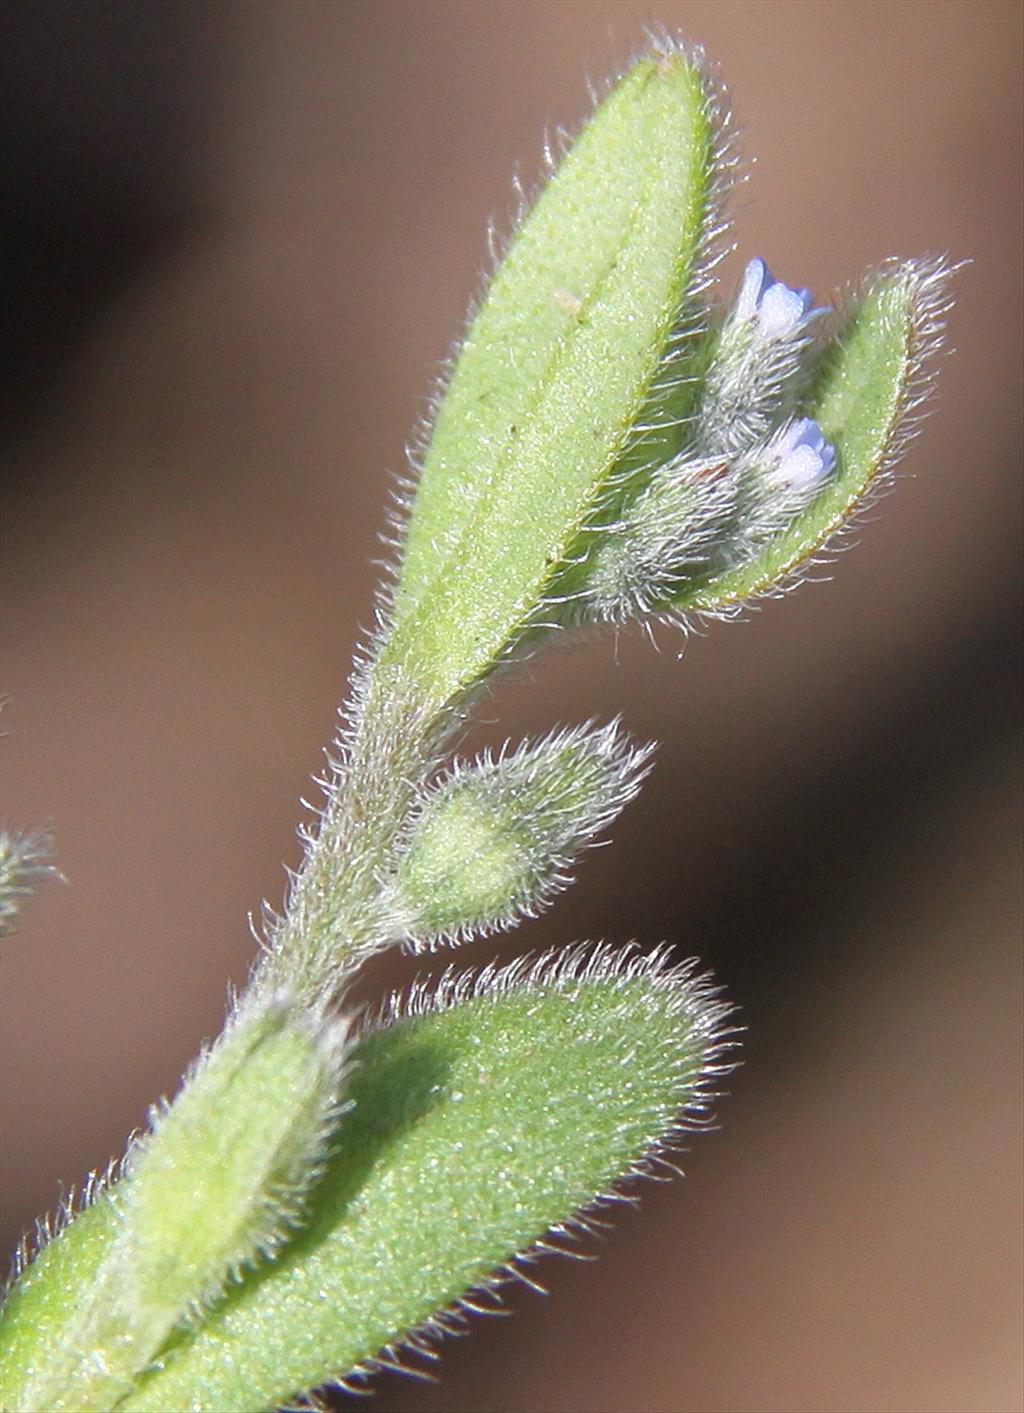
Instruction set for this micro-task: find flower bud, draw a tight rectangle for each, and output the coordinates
[763,416,837,492]
[393,723,652,945]
[733,257,814,339]
[696,257,826,456]
[583,414,838,624]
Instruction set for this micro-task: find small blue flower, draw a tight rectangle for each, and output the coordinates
[767,417,837,491]
[734,258,817,339]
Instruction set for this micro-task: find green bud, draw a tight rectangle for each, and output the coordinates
[392,722,652,944]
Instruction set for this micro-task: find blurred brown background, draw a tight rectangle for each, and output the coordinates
[1,3,1021,1411]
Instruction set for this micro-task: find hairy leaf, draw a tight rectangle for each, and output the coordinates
[384,41,719,706]
[0,1002,347,1413]
[119,945,730,1412]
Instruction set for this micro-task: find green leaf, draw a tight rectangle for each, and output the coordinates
[383,41,719,707]
[672,256,953,613]
[0,1197,117,1411]
[119,944,730,1412]
[0,1001,347,1413]
[123,1001,346,1309]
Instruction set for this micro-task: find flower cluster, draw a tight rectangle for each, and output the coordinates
[581,258,839,625]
